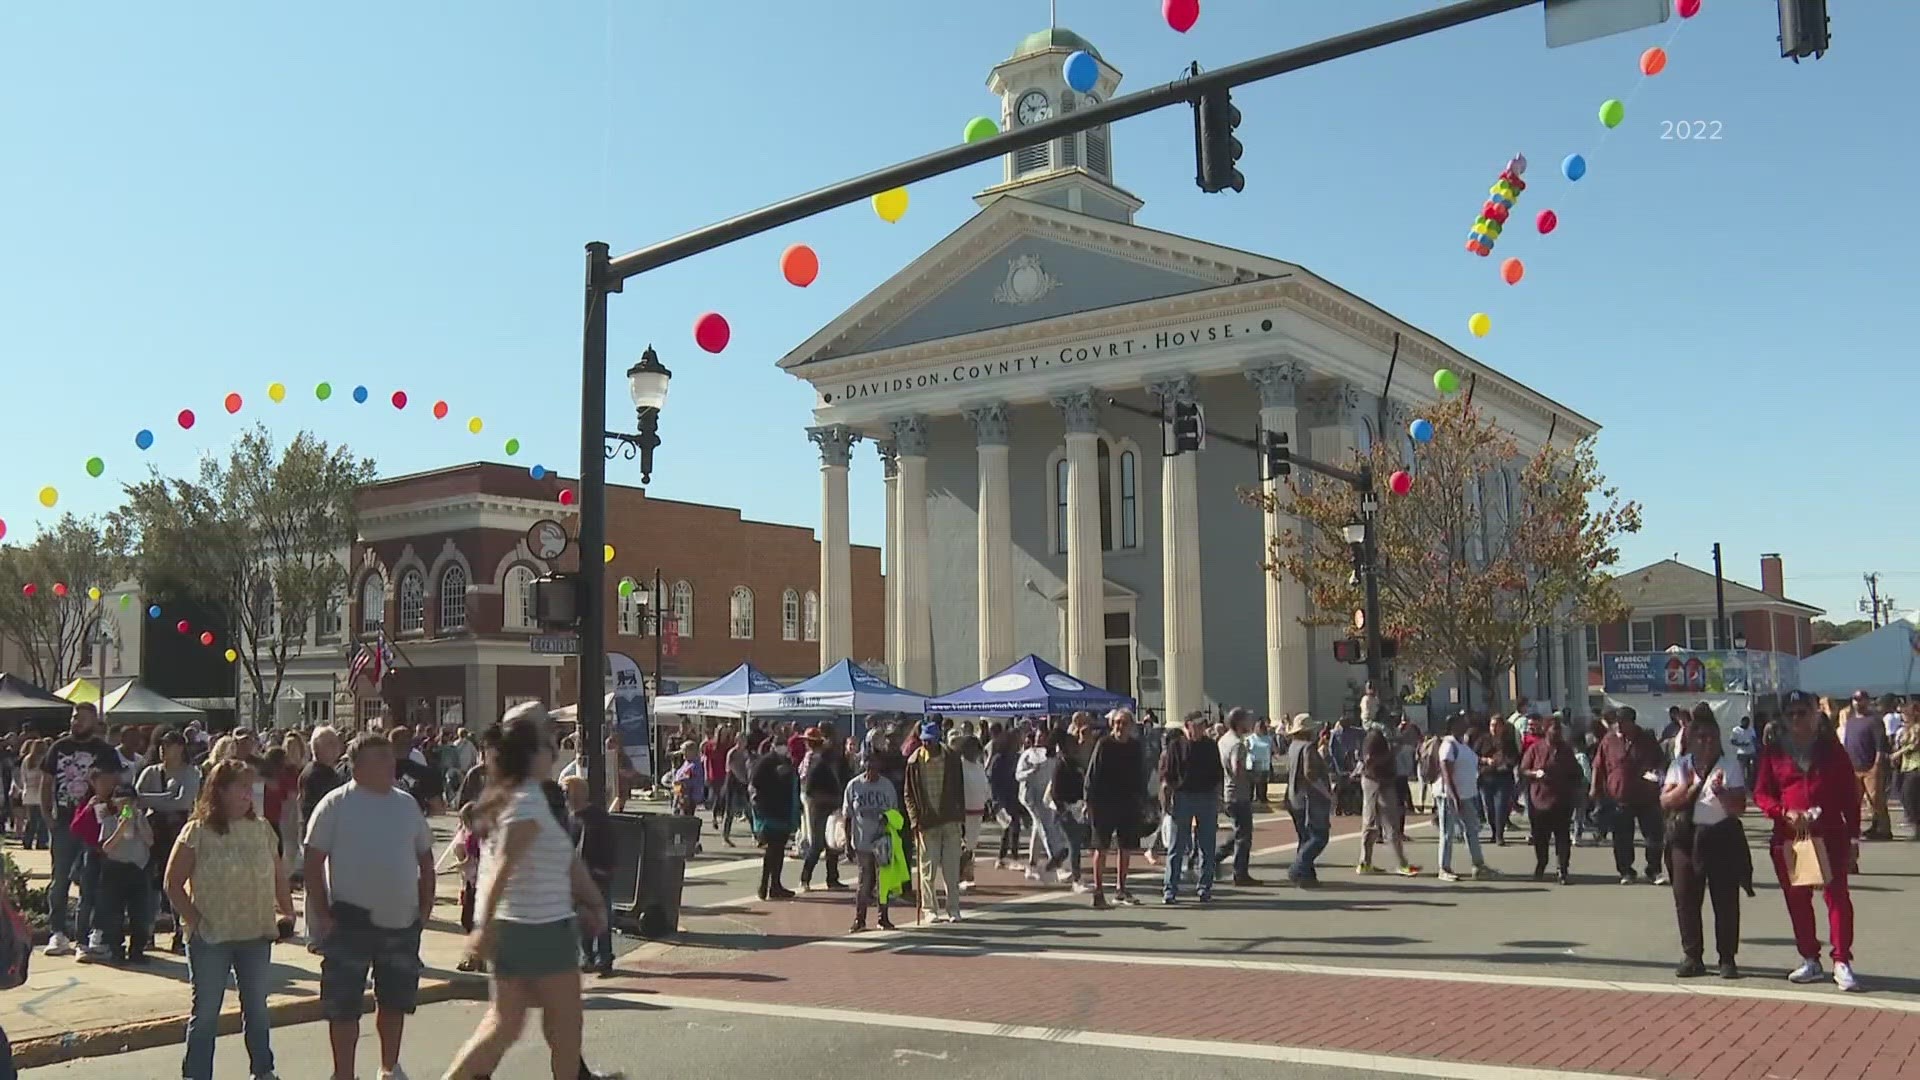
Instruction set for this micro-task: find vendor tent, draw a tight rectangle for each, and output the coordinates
[1798,619,1919,698]
[98,681,206,724]
[0,673,75,725]
[652,662,787,718]
[926,654,1133,716]
[54,676,133,705]
[745,659,926,716]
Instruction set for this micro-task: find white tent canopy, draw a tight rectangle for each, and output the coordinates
[743,660,926,716]
[1798,619,1919,698]
[99,681,206,724]
[652,663,787,718]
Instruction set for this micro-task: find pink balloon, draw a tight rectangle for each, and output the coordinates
[694,311,731,354]
[1677,0,1700,17]
[1536,209,1558,235]
[1389,470,1414,496]
[1163,0,1199,33]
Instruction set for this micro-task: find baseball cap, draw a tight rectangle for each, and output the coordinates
[919,720,943,744]
[1782,689,1818,713]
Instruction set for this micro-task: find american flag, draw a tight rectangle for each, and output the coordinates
[348,634,396,689]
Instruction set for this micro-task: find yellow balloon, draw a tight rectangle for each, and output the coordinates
[1468,312,1492,338]
[87,586,102,601]
[224,648,238,663]
[468,417,483,434]
[603,544,616,564]
[872,187,909,223]
[37,486,57,508]
[267,382,287,403]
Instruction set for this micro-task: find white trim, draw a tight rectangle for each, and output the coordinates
[729,585,755,641]
[780,588,800,641]
[425,538,474,603]
[357,493,576,543]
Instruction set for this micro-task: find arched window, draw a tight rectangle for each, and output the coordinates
[617,588,642,636]
[671,580,694,638]
[253,582,277,638]
[503,565,536,631]
[1053,458,1069,554]
[1358,415,1376,459]
[803,590,819,642]
[398,570,426,632]
[781,589,800,641]
[1119,449,1138,550]
[729,587,754,639]
[438,565,468,631]
[359,575,385,634]
[1095,439,1114,551]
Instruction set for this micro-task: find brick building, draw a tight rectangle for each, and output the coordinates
[280,463,884,730]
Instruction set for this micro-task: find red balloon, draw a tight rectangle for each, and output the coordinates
[693,311,731,354]
[200,631,215,646]
[392,390,409,409]
[20,583,36,598]
[1536,209,1558,235]
[1389,470,1414,496]
[780,244,819,288]
[52,582,68,597]
[1677,0,1700,17]
[178,408,197,430]
[1163,0,1199,33]
[432,400,449,419]
[558,488,576,507]
[176,619,191,634]
[224,392,243,414]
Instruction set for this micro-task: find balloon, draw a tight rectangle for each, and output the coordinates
[1163,0,1200,33]
[1640,47,1668,77]
[148,604,162,619]
[224,392,243,414]
[135,429,154,450]
[618,578,636,597]
[1599,99,1625,129]
[468,417,483,434]
[1537,209,1558,234]
[37,486,57,508]
[268,381,287,403]
[52,582,68,598]
[432,400,449,420]
[316,381,334,401]
[391,390,409,409]
[1678,0,1700,17]
[962,116,998,144]
[1389,470,1414,496]
[85,456,105,477]
[558,488,576,507]
[20,584,35,598]
[352,385,369,404]
[1434,368,1462,395]
[504,438,521,456]
[0,519,6,542]
[224,648,238,663]
[1064,50,1099,93]
[1562,153,1586,181]
[120,594,130,608]
[1500,258,1524,285]
[178,408,196,430]
[529,464,547,480]
[1409,418,1434,444]
[1468,312,1492,338]
[693,311,731,354]
[200,631,215,646]
[780,244,819,287]
[872,187,909,223]
[87,586,102,601]
[176,620,190,634]
[604,544,615,563]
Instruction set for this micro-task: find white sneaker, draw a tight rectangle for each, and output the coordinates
[958,880,975,893]
[1835,962,1861,992]
[1437,870,1462,882]
[251,1073,282,1080]
[926,912,950,925]
[1070,880,1089,894]
[1054,867,1075,883]
[379,1067,410,1080]
[1023,868,1042,882]
[1788,958,1825,984]
[43,931,72,956]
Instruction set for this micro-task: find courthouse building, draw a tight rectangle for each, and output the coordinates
[786,28,1601,722]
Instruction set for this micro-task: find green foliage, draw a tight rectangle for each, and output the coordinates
[0,515,132,686]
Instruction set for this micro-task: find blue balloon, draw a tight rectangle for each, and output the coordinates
[1409,418,1435,444]
[147,604,162,619]
[134,429,154,450]
[529,464,547,480]
[1063,50,1099,94]
[1562,153,1587,182]
[352,385,369,403]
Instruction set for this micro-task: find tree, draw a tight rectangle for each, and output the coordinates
[1250,396,1642,708]
[1812,619,1873,644]
[0,515,133,688]
[117,425,374,724]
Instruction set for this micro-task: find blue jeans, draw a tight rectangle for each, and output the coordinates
[0,1023,14,1080]
[1164,792,1217,898]
[1288,800,1330,880]
[47,817,89,938]
[1226,800,1255,877]
[20,807,48,850]
[581,874,615,969]
[183,936,275,1080]
[1481,772,1516,844]
[1438,795,1486,874]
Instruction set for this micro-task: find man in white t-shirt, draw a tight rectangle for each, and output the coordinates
[1435,712,1492,882]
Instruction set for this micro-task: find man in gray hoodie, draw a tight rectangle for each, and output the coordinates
[842,755,899,932]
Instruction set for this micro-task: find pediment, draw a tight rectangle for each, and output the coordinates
[780,198,1298,370]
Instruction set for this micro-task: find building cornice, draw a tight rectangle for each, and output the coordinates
[358,494,577,543]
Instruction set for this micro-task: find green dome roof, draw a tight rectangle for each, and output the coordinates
[1011,27,1101,61]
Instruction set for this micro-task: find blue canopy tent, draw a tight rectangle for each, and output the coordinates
[651,662,788,719]
[745,659,925,749]
[925,654,1134,717]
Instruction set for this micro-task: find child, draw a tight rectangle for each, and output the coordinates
[70,765,152,963]
[842,754,899,933]
[566,776,618,977]
[670,740,707,818]
[446,802,485,972]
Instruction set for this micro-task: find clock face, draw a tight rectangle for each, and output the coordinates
[1016,90,1051,126]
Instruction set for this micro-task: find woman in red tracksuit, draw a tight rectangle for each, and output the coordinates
[1751,690,1863,991]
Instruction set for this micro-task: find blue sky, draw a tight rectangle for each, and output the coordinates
[1,0,1910,620]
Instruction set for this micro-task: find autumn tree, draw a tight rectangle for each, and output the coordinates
[1250,395,1640,709]
[117,425,374,724]
[0,514,133,687]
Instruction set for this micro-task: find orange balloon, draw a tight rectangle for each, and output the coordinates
[781,244,819,287]
[1640,47,1667,76]
[1501,257,1525,285]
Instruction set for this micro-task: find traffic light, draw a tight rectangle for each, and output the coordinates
[1169,400,1204,454]
[1333,638,1365,665]
[1193,88,1244,194]
[1262,429,1291,480]
[1378,637,1399,661]
[1778,0,1830,61]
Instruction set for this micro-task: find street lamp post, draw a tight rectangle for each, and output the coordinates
[1342,481,1386,696]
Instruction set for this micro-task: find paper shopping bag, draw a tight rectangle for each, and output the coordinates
[1786,834,1831,890]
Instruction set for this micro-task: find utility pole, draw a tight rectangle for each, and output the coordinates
[1711,543,1728,650]
[1862,573,1885,628]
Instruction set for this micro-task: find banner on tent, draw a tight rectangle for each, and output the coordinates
[1601,650,1800,697]
[607,652,651,776]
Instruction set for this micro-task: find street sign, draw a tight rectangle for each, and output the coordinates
[1353,608,1367,631]
[526,519,570,561]
[530,634,581,656]
[1544,0,1669,48]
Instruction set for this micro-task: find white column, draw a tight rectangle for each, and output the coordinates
[890,415,933,693]
[1051,389,1105,682]
[808,425,859,668]
[966,404,1014,679]
[1149,377,1204,723]
[877,442,900,676]
[1246,362,1309,723]
[1549,628,1570,712]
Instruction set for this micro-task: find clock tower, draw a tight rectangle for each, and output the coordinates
[976,27,1144,225]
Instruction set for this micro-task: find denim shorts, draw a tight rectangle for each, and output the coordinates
[318,922,423,1020]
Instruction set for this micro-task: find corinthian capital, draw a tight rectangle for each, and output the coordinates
[964,403,1011,447]
[806,424,859,468]
[1147,376,1196,406]
[1244,360,1307,409]
[1049,388,1101,434]
[888,414,929,457]
[875,440,899,479]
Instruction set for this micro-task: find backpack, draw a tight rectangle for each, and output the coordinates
[1419,737,1445,785]
[0,880,32,990]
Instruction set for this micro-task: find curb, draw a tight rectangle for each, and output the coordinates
[12,972,491,1070]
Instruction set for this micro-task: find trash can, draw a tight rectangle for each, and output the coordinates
[607,812,701,939]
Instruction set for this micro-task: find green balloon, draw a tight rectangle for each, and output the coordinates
[617,578,636,597]
[504,437,521,456]
[1598,99,1625,129]
[119,594,131,608]
[85,456,105,478]
[962,116,998,144]
[1434,368,1461,395]
[316,381,333,400]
